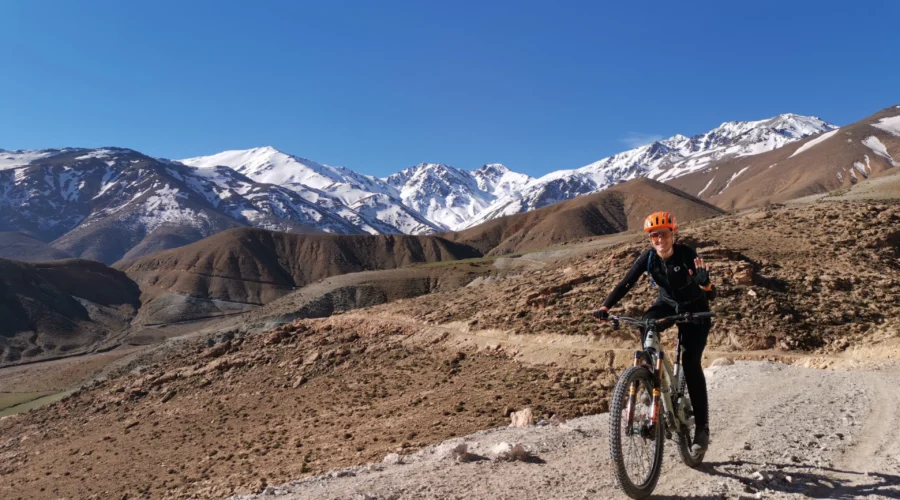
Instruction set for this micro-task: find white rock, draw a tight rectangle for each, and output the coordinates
[382,453,403,465]
[451,443,471,462]
[507,443,531,462]
[490,442,514,458]
[491,442,532,462]
[509,408,534,428]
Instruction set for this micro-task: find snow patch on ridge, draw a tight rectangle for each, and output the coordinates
[862,136,899,166]
[852,156,870,178]
[719,166,750,193]
[789,129,840,158]
[75,149,114,161]
[0,150,55,170]
[872,115,900,137]
[697,177,715,197]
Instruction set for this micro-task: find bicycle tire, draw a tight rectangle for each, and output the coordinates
[608,365,664,499]
[674,375,704,467]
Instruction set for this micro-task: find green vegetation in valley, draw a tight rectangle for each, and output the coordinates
[0,391,74,417]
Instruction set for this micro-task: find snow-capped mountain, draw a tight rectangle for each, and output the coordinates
[2,112,842,260]
[0,148,366,263]
[463,114,836,227]
[180,147,440,233]
[349,193,441,235]
[0,148,76,170]
[472,163,533,198]
[180,146,393,204]
[384,163,525,230]
[182,148,533,232]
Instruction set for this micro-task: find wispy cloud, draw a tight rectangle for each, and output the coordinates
[618,132,664,149]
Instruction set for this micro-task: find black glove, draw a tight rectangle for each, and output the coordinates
[692,267,710,287]
[592,309,609,320]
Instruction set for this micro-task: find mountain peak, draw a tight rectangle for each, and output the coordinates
[710,113,836,140]
[248,145,285,157]
[474,163,510,176]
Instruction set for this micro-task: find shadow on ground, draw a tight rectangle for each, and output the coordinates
[701,460,900,499]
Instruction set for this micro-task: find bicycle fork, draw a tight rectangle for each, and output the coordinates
[650,355,663,428]
[623,352,640,431]
[624,350,664,432]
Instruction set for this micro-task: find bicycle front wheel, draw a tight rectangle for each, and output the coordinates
[608,365,665,499]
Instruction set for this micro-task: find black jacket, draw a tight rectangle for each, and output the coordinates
[602,243,715,311]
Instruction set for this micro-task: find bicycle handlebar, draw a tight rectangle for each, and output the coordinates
[604,311,716,330]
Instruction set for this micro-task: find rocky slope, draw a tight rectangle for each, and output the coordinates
[0,315,609,499]
[388,199,900,352]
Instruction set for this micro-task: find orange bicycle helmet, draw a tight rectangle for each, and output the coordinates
[644,211,677,232]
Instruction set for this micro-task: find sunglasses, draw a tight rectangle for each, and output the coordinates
[649,231,673,240]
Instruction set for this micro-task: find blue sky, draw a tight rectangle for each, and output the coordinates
[1,0,897,178]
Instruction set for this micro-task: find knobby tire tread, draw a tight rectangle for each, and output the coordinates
[608,365,664,499]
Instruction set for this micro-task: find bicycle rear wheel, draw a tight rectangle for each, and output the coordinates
[608,365,664,499]
[674,387,704,467]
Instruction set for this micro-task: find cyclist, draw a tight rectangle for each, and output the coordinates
[593,211,716,453]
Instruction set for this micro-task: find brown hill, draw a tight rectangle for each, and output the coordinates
[443,177,725,255]
[0,258,140,366]
[118,222,324,263]
[115,228,481,314]
[668,105,900,209]
[0,231,73,262]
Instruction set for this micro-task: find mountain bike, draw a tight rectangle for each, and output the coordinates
[605,311,716,499]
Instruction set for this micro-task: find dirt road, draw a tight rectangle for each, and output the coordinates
[238,361,900,499]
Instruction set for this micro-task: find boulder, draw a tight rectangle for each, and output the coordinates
[733,262,755,285]
[509,408,534,428]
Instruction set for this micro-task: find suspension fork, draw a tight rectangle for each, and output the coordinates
[624,350,642,430]
[649,352,663,427]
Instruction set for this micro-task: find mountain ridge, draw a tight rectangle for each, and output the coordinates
[8,109,894,265]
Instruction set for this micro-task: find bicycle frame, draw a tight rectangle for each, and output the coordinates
[623,321,688,436]
[607,310,714,497]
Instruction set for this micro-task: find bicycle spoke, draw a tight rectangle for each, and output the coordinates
[618,380,656,487]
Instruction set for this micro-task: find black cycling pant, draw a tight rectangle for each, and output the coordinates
[641,300,711,432]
